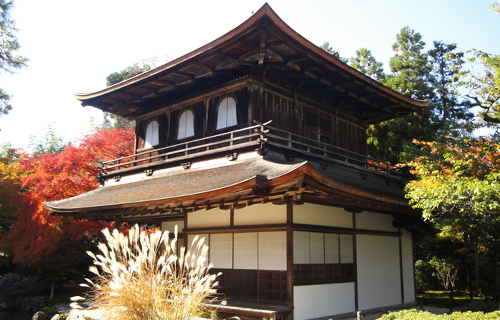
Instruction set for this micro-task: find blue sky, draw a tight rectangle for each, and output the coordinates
[0,0,498,150]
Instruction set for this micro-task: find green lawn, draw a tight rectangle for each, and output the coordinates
[417,290,498,312]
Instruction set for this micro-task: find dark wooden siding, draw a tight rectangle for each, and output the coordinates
[130,86,247,147]
[212,268,288,304]
[293,263,354,286]
[261,86,367,157]
[134,79,367,158]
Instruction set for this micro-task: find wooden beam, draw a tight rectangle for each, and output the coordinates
[238,48,259,61]
[347,91,370,104]
[174,71,195,80]
[304,70,317,80]
[286,61,301,72]
[258,27,267,65]
[265,47,284,63]
[318,78,332,86]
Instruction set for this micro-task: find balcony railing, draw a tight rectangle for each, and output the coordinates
[100,123,403,178]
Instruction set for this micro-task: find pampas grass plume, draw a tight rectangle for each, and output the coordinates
[69,224,220,320]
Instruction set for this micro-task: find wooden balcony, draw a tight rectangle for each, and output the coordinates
[100,123,404,178]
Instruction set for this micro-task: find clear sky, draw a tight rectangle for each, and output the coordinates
[0,0,499,150]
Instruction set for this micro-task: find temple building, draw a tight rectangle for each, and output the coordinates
[45,4,430,320]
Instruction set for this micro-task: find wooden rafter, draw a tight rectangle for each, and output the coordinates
[258,27,267,65]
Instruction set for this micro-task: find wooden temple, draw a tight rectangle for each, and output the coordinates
[45,4,430,320]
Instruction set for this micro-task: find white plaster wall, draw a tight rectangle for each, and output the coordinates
[161,220,184,234]
[356,211,398,232]
[357,235,401,310]
[325,233,339,263]
[234,203,286,226]
[293,231,310,264]
[187,209,230,228]
[233,232,258,269]
[401,229,416,303]
[339,234,354,263]
[293,204,352,228]
[259,231,286,270]
[310,232,324,263]
[294,283,355,320]
[210,233,233,268]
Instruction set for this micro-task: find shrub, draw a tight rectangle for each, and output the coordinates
[461,300,499,313]
[69,224,220,320]
[415,260,435,292]
[41,306,58,315]
[377,309,500,320]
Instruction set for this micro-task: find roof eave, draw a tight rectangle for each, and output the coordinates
[74,3,428,110]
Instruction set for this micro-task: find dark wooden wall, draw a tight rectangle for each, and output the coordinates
[134,78,368,157]
[260,83,367,157]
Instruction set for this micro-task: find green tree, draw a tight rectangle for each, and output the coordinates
[429,256,459,311]
[349,48,386,82]
[367,27,472,164]
[367,26,435,163]
[428,41,473,134]
[460,50,500,124]
[102,59,162,129]
[406,137,500,295]
[106,63,151,87]
[319,42,348,63]
[28,124,70,155]
[492,1,500,13]
[385,26,432,100]
[0,0,27,116]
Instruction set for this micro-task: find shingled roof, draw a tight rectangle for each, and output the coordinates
[45,155,415,222]
[75,4,428,123]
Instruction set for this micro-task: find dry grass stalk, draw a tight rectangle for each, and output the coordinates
[69,224,220,320]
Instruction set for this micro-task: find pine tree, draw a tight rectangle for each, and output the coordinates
[349,48,385,82]
[0,0,27,116]
[428,41,473,133]
[368,26,434,163]
[385,26,432,100]
[319,42,348,63]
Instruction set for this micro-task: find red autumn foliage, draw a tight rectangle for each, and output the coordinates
[1,128,135,273]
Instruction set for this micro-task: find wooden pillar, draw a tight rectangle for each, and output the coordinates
[412,232,417,304]
[398,227,405,305]
[166,110,171,146]
[259,84,264,123]
[183,209,188,248]
[204,97,209,138]
[248,82,254,124]
[352,211,359,311]
[230,207,234,227]
[286,201,294,319]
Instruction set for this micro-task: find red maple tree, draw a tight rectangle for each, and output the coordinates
[1,128,134,274]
